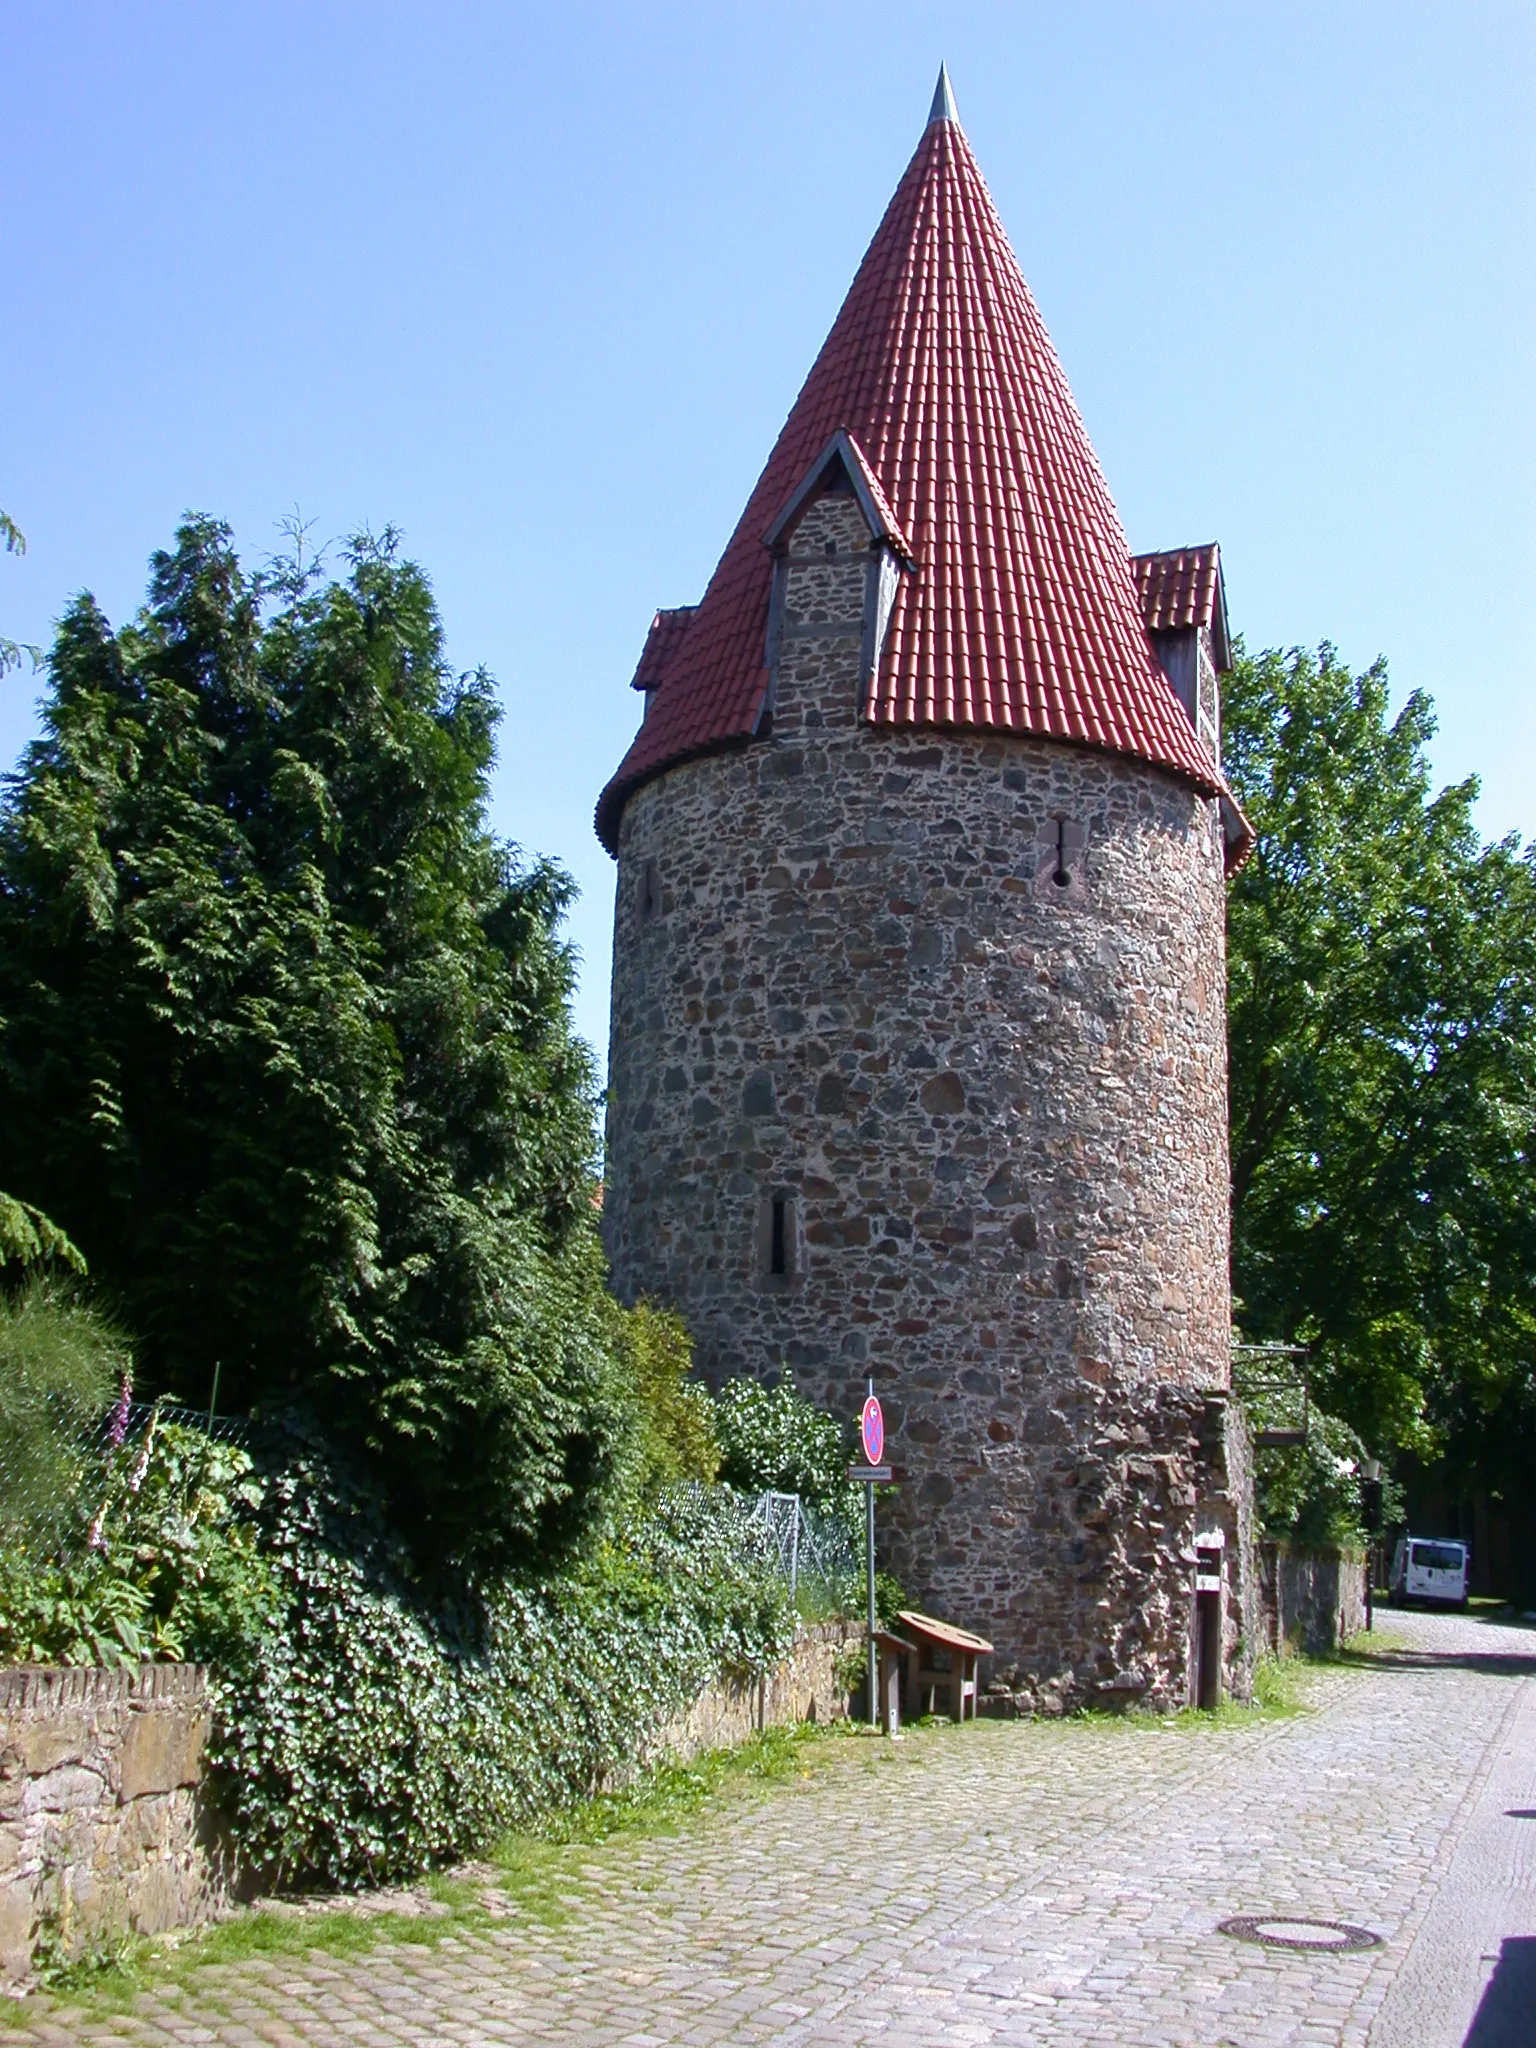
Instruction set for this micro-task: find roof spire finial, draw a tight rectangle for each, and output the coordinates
[928,62,959,127]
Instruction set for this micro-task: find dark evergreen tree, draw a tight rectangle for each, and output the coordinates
[0,516,619,1570]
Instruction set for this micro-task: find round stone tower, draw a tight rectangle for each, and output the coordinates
[597,71,1256,1711]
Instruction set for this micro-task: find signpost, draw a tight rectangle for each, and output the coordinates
[848,1383,892,1728]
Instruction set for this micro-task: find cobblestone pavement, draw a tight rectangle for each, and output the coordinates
[15,1607,1536,2047]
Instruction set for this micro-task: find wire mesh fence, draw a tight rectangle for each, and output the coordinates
[2,1387,863,1625]
[745,1489,861,1618]
[0,1394,250,1561]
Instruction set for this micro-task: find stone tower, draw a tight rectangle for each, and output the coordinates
[597,72,1256,1711]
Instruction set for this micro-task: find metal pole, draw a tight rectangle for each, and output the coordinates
[865,1378,880,1727]
[866,1477,877,1728]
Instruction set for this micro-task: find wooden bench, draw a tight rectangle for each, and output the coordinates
[896,1610,994,1722]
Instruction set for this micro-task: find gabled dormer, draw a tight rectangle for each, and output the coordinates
[628,605,696,723]
[758,429,914,735]
[1132,544,1231,766]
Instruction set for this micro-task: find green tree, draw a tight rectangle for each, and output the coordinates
[0,515,620,1570]
[1224,643,1536,1494]
[0,506,79,1270]
[0,506,44,679]
[611,1300,720,1506]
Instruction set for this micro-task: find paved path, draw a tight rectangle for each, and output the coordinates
[17,1608,1536,2047]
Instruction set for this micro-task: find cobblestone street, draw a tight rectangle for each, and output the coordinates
[16,1609,1536,2048]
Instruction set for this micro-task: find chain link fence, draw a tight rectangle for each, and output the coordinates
[745,1489,861,1617]
[0,1395,250,1561]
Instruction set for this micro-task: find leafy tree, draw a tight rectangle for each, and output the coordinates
[0,505,44,679]
[1224,643,1536,1499]
[713,1376,850,1503]
[611,1300,720,1505]
[0,1190,85,1272]
[0,505,69,1269]
[0,515,620,1570]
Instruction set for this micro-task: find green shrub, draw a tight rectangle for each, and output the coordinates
[1250,1401,1397,1550]
[714,1375,850,1503]
[611,1300,720,1506]
[0,1279,126,1551]
[205,1429,795,1887]
[0,1413,273,1669]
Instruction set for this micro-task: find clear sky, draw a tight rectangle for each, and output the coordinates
[2,3,1532,1072]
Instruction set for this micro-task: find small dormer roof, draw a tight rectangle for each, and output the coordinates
[1132,545,1233,673]
[762,428,914,564]
[629,606,697,693]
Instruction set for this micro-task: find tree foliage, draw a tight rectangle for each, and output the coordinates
[612,1300,721,1505]
[1224,644,1536,1495]
[0,504,44,679]
[0,516,619,1570]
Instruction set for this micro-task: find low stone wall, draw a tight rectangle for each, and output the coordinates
[1258,1543,1367,1657]
[0,1664,215,1986]
[1,1630,861,1984]
[656,1622,859,1762]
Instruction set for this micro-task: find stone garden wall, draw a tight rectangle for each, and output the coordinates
[0,1664,215,1986]
[1258,1544,1367,1657]
[656,1622,861,1762]
[1,1630,861,1983]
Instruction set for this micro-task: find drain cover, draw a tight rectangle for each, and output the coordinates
[1219,1915,1381,1954]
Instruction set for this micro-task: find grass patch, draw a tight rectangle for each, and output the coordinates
[485,1717,852,1924]
[1067,1650,1321,1733]
[3,1720,855,2025]
[3,1893,485,2025]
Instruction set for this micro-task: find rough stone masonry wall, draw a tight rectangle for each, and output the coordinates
[605,488,1241,1710]
[655,1623,861,1764]
[1258,1544,1368,1658]
[0,1664,215,1985]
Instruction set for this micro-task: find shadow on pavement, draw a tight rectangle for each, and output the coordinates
[1335,1648,1536,1680]
[1464,1938,1536,2046]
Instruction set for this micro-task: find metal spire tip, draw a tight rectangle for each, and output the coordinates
[928,62,958,126]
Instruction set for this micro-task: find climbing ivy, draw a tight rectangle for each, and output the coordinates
[203,1427,796,1888]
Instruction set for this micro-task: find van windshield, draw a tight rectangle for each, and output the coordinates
[1411,1543,1465,1572]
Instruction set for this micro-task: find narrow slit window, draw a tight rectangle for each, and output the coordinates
[638,857,661,925]
[770,1196,788,1276]
[1053,817,1071,888]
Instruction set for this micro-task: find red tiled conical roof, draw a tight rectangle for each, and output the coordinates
[596,89,1249,860]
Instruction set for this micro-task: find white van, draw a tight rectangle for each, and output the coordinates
[1389,1536,1469,1609]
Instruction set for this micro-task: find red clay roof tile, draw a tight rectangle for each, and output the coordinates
[629,606,697,693]
[1132,545,1232,667]
[597,105,1252,868]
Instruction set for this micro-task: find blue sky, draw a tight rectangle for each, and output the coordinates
[2,3,1532,1070]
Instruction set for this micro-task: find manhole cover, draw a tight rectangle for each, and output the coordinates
[1218,1914,1381,1954]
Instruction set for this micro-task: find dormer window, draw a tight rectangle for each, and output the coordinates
[759,428,915,726]
[1132,544,1231,767]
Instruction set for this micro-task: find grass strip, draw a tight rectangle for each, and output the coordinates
[3,1720,853,2023]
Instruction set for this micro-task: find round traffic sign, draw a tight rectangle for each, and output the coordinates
[861,1393,884,1467]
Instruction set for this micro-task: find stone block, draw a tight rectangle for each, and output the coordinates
[0,1666,216,1986]
[119,1707,208,1802]
[22,1763,107,1816]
